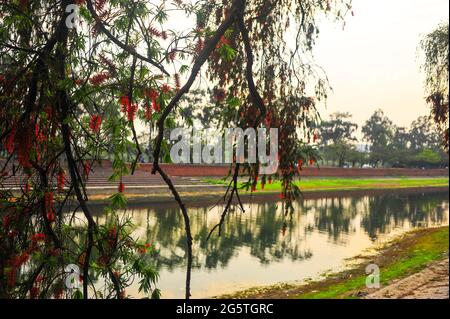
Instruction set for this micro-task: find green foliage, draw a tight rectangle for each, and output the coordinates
[320,112,358,145]
[415,149,441,165]
[362,109,394,149]
[218,44,237,62]
[419,21,449,151]
[319,110,448,168]
[109,193,128,210]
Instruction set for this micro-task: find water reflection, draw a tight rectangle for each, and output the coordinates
[91,190,449,298]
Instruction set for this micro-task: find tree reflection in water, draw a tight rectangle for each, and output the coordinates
[119,191,448,273]
[84,190,448,297]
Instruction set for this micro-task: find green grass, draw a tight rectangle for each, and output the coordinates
[204,177,449,193]
[298,227,449,299]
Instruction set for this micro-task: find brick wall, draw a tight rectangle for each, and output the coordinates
[135,164,449,177]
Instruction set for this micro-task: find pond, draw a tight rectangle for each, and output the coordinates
[89,189,449,299]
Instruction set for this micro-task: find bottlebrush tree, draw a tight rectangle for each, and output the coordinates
[0,0,352,299]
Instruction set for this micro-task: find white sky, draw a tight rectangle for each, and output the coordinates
[313,0,449,128]
[137,0,449,135]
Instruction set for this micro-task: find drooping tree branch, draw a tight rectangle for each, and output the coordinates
[150,0,245,299]
[207,11,269,240]
[128,55,143,175]
[85,0,169,76]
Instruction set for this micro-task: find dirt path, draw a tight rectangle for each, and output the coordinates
[365,259,449,299]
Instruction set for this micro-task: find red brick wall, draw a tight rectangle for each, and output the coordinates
[136,164,449,177]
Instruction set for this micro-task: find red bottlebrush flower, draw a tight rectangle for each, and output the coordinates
[313,132,318,143]
[251,184,257,192]
[99,54,116,72]
[161,31,168,40]
[214,88,226,102]
[98,254,108,266]
[108,227,117,247]
[89,72,110,86]
[83,162,91,178]
[49,248,61,257]
[126,104,138,121]
[30,286,39,299]
[31,233,46,242]
[268,177,273,185]
[35,124,46,143]
[35,144,41,162]
[144,102,153,121]
[74,78,83,86]
[120,96,131,113]
[216,36,230,49]
[152,98,161,113]
[44,192,54,213]
[16,126,33,168]
[95,0,106,15]
[4,128,15,154]
[47,211,55,223]
[161,84,171,94]
[174,73,181,91]
[148,26,162,38]
[265,110,273,127]
[89,114,102,133]
[57,171,65,192]
[144,88,159,100]
[309,159,315,166]
[280,193,286,200]
[109,227,117,239]
[168,50,177,61]
[12,252,30,268]
[195,38,204,53]
[118,182,125,193]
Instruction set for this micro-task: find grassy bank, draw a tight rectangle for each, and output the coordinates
[205,177,449,193]
[220,226,449,299]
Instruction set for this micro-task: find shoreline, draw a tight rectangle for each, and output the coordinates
[83,184,449,208]
[217,226,449,299]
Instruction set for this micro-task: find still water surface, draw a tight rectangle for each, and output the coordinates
[92,190,449,298]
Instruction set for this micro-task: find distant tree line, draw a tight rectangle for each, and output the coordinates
[317,110,449,168]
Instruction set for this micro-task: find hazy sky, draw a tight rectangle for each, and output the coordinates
[313,0,449,129]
